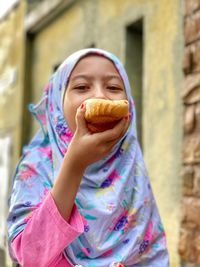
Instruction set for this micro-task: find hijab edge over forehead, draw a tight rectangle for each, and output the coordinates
[58,48,133,114]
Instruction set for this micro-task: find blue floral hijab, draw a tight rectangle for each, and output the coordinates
[7,48,169,266]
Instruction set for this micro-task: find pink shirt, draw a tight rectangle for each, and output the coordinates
[11,192,84,267]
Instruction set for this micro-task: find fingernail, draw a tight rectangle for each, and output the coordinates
[81,103,85,109]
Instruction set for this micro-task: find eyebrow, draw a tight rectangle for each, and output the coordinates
[70,74,123,82]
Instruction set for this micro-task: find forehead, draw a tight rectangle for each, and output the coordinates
[70,54,121,78]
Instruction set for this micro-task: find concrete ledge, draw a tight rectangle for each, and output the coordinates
[0,0,19,21]
[25,0,74,34]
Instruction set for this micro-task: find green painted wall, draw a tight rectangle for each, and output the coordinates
[26,0,183,266]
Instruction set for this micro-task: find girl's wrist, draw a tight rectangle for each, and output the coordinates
[64,151,87,175]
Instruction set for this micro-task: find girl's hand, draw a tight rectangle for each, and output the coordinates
[66,103,130,170]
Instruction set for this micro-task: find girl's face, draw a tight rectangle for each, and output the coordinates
[63,55,127,132]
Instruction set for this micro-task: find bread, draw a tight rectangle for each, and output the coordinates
[84,99,129,132]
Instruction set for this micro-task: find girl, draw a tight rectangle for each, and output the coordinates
[7,48,169,267]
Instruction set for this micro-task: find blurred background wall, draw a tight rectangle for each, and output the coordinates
[0,0,198,267]
[0,0,25,266]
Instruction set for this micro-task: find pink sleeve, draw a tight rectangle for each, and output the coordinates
[11,192,84,267]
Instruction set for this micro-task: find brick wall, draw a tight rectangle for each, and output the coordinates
[179,0,200,266]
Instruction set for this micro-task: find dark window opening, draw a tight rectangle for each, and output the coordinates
[125,19,143,148]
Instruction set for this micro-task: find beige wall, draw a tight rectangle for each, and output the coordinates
[0,1,26,266]
[143,0,183,266]
[26,0,183,266]
[0,0,26,167]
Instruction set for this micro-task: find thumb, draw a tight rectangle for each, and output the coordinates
[75,103,88,134]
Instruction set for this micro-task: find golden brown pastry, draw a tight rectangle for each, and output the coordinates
[84,99,129,132]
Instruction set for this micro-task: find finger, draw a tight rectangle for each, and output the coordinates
[106,118,130,148]
[108,115,130,142]
[75,103,88,134]
[119,116,130,139]
[101,128,126,156]
[96,116,128,143]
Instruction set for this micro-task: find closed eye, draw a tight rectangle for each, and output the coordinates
[74,85,89,90]
[107,86,123,91]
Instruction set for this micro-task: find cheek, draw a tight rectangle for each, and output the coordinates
[122,90,128,101]
[114,91,127,100]
[122,91,127,99]
[63,101,77,132]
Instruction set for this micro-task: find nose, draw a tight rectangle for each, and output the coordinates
[93,84,107,99]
